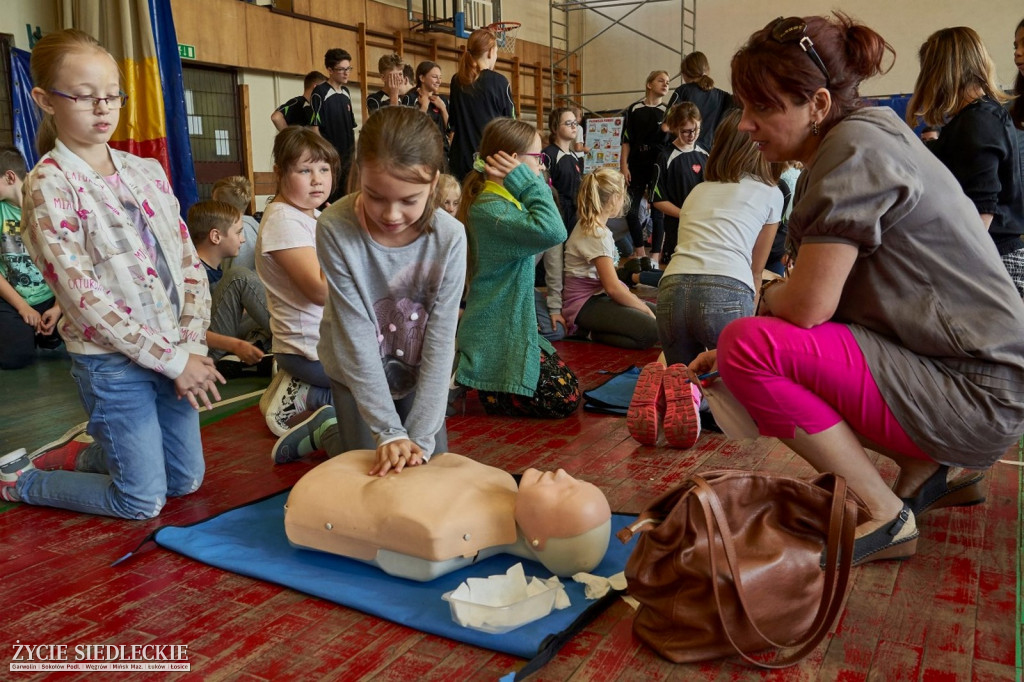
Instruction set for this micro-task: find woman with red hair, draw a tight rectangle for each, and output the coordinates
[690,14,1024,566]
[448,28,514,179]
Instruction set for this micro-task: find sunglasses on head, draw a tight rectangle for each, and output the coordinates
[769,17,831,89]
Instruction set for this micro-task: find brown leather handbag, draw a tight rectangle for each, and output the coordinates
[618,470,862,667]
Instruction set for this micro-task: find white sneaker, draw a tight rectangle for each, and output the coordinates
[0,448,33,482]
[259,370,286,416]
[262,370,311,436]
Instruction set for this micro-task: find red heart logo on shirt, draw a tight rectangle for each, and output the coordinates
[692,164,702,173]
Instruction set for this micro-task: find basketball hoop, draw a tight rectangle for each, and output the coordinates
[487,21,521,53]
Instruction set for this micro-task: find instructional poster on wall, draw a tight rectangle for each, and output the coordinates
[584,116,623,172]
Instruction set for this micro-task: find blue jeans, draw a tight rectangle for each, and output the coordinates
[534,289,566,342]
[17,352,204,519]
[656,274,754,365]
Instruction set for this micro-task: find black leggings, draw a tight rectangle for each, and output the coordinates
[0,296,61,369]
[575,294,658,350]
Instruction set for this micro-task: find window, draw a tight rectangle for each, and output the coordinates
[182,66,243,200]
[0,33,14,147]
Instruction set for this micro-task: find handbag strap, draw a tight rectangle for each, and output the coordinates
[692,474,857,668]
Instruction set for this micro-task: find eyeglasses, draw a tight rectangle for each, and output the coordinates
[49,89,128,110]
[769,17,831,89]
[522,152,549,167]
[679,127,700,137]
[331,66,353,74]
[562,120,579,129]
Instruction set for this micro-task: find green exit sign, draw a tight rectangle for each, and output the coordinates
[178,44,196,60]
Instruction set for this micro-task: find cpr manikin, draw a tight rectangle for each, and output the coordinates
[284,451,612,581]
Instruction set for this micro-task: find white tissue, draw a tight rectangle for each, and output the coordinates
[444,563,571,633]
[572,571,627,599]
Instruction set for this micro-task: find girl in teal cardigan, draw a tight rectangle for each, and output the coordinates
[455,118,580,418]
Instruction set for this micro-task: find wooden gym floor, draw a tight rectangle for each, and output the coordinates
[0,328,1021,680]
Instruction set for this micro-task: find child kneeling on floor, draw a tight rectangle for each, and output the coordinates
[256,127,338,437]
[562,167,658,349]
[627,109,782,449]
[271,106,466,476]
[1,30,223,516]
[455,118,581,418]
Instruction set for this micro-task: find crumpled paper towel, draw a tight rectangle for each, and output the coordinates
[445,563,570,632]
[571,570,627,599]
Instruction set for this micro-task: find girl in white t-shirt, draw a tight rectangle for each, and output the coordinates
[561,168,658,349]
[656,109,781,365]
[627,110,780,450]
[255,127,338,435]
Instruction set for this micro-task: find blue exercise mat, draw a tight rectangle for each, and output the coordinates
[583,365,641,415]
[152,491,637,665]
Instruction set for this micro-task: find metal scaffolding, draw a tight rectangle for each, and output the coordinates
[550,0,696,113]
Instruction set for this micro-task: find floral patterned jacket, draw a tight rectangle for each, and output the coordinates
[21,140,209,379]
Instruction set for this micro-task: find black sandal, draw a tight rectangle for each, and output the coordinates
[851,504,919,567]
[899,465,985,518]
[821,503,919,568]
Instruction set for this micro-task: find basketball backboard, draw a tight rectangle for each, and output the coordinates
[408,0,500,38]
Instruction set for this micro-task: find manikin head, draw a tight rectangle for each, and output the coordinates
[515,468,612,575]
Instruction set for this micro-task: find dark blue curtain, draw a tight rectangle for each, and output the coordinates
[149,0,198,216]
[10,47,41,168]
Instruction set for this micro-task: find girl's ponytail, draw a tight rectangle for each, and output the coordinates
[457,169,486,227]
[36,115,58,156]
[456,28,497,87]
[576,168,627,238]
[576,173,603,236]
[681,52,714,91]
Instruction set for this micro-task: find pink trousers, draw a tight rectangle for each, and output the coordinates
[717,317,931,461]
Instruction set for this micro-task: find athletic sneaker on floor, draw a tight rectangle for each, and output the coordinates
[626,362,666,446]
[662,364,702,449]
[0,448,34,502]
[29,422,93,471]
[271,405,336,465]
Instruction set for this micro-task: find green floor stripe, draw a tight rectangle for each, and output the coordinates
[198,389,265,427]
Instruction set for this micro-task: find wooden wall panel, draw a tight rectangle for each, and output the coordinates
[308,23,360,78]
[244,5,314,74]
[365,2,404,35]
[172,0,247,67]
[307,0,364,26]
[253,171,276,197]
[172,0,579,110]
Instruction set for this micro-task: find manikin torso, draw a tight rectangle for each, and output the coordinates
[284,451,612,581]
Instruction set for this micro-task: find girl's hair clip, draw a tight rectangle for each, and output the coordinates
[472,154,487,173]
